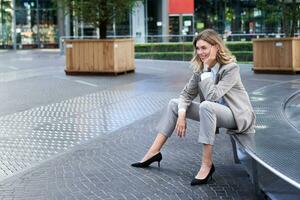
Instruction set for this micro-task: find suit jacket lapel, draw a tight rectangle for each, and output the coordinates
[214,65,222,84]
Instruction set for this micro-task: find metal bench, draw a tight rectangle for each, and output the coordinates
[231,79,300,200]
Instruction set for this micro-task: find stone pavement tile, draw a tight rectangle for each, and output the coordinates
[0,109,255,199]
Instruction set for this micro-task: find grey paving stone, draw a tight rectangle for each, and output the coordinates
[1,50,300,199]
[0,111,257,199]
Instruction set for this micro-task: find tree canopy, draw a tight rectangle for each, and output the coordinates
[59,0,139,39]
[256,0,300,37]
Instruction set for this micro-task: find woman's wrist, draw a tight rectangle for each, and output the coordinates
[178,112,186,119]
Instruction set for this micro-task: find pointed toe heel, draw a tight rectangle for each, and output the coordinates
[131,152,162,168]
[191,164,215,186]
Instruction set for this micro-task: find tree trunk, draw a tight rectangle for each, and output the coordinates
[202,0,210,28]
[99,21,107,39]
[232,0,241,34]
[217,0,225,34]
[290,0,297,37]
[282,2,289,37]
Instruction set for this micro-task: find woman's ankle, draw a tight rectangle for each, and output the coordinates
[201,161,212,168]
[142,151,160,162]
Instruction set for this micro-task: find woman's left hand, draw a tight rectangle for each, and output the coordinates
[203,45,219,68]
[176,116,186,138]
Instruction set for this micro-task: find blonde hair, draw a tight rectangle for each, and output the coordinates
[191,29,236,72]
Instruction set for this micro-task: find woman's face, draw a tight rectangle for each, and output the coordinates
[196,39,212,62]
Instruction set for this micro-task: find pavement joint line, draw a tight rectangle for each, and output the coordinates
[252,79,300,94]
[0,67,61,82]
[247,78,284,83]
[74,80,99,87]
[7,66,19,70]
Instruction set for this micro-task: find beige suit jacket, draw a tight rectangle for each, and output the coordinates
[178,62,256,133]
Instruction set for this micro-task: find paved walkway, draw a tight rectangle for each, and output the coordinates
[0,50,299,199]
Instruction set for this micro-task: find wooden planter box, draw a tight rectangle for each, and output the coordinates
[253,37,300,73]
[64,38,135,75]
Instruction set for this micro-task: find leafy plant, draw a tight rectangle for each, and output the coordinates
[256,0,300,37]
[58,0,139,39]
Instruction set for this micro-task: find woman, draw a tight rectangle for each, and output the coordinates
[131,29,256,186]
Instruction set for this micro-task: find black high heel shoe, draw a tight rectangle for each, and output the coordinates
[190,164,215,186]
[131,152,162,168]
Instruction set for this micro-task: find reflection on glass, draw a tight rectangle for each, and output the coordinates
[169,15,193,42]
[0,0,12,47]
[39,9,57,45]
[14,0,57,47]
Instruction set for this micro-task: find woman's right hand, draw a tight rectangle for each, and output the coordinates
[176,114,186,138]
[203,45,219,68]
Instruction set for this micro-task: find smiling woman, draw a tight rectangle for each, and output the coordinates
[191,29,236,73]
[131,28,256,186]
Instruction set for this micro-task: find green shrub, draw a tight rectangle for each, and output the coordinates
[226,42,252,51]
[135,51,252,62]
[135,42,252,53]
[232,51,253,62]
[135,52,193,61]
[135,43,193,52]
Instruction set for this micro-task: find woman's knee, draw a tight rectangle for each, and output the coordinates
[168,98,179,110]
[199,101,214,113]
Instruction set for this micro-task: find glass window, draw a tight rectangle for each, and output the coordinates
[0,0,12,48]
[15,0,57,47]
[39,8,57,45]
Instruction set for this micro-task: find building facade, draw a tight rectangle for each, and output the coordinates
[0,0,57,48]
[0,0,299,49]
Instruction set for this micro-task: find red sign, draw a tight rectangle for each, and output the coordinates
[169,0,194,14]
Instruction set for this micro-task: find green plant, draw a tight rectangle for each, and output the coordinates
[135,52,193,61]
[256,0,300,37]
[135,43,193,52]
[135,42,253,53]
[135,50,253,62]
[226,42,253,51]
[134,42,253,62]
[58,0,139,39]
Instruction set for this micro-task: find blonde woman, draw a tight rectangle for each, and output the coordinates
[131,29,256,186]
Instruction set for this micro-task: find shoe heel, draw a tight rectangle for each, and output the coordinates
[131,152,162,168]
